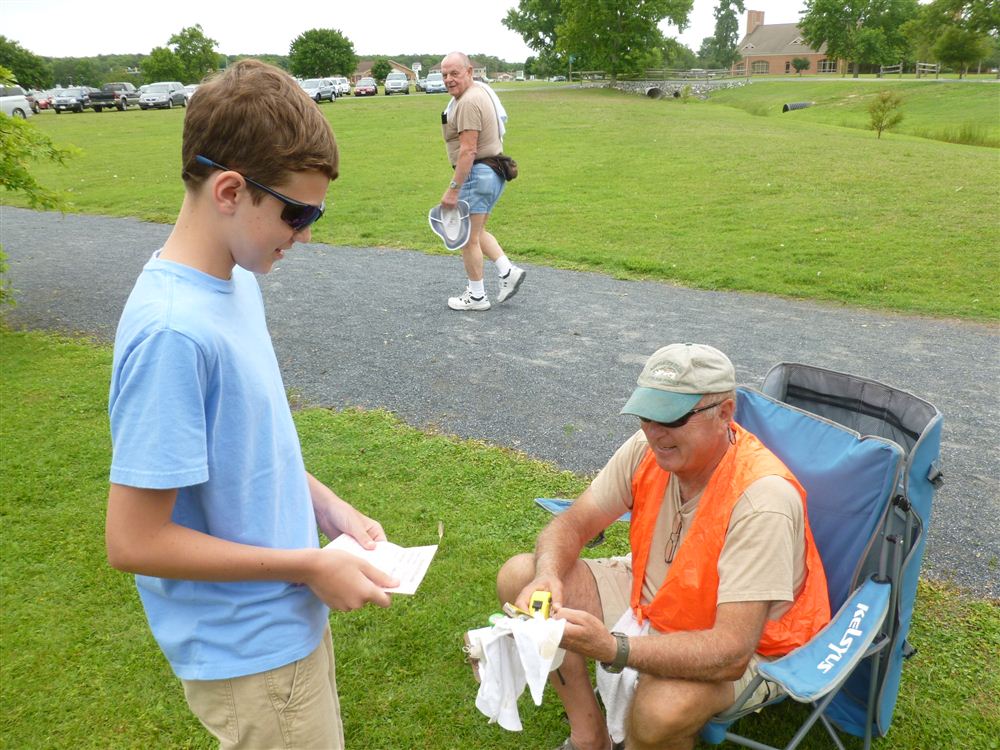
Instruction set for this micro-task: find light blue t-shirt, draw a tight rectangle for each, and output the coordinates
[109,253,327,680]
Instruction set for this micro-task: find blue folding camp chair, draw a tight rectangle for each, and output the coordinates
[702,363,943,750]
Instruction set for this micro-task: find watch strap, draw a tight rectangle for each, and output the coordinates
[449,179,460,189]
[600,631,630,673]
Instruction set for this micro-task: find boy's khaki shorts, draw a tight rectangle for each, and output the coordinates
[182,627,343,750]
[583,557,779,709]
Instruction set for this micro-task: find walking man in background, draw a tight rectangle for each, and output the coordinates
[439,51,525,311]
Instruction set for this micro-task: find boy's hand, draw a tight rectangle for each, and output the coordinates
[307,473,387,549]
[306,548,396,610]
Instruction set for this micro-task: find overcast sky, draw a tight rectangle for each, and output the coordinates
[2,0,805,62]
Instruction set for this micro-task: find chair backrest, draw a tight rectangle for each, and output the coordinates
[754,363,943,738]
[734,388,903,620]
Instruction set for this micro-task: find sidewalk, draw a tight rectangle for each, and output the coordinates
[3,206,998,598]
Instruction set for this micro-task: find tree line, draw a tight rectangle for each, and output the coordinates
[0,25,531,92]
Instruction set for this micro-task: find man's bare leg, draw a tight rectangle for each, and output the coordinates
[625,675,734,750]
[460,214,495,282]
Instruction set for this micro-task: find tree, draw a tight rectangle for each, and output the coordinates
[51,58,101,87]
[800,0,918,77]
[370,58,392,83]
[140,47,184,83]
[904,0,997,75]
[289,28,357,78]
[792,57,811,74]
[933,25,993,76]
[868,90,903,137]
[504,0,564,58]
[168,25,219,84]
[0,37,53,89]
[711,0,746,70]
[0,65,77,305]
[662,38,699,68]
[556,0,693,80]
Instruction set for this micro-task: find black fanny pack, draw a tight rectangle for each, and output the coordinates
[475,154,518,181]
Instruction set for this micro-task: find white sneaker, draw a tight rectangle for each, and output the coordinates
[448,289,491,311]
[497,266,526,303]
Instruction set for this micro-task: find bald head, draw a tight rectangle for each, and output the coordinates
[440,52,474,97]
[442,51,472,69]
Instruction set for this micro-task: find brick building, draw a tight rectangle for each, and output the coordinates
[732,10,838,76]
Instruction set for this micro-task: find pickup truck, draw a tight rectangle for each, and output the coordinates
[89,82,140,111]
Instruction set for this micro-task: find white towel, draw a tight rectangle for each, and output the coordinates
[444,81,507,144]
[471,615,566,731]
[596,610,649,744]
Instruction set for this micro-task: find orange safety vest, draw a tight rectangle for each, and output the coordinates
[629,423,830,656]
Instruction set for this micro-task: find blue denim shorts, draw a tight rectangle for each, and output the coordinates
[459,163,505,215]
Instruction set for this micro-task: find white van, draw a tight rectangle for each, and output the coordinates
[1,85,34,119]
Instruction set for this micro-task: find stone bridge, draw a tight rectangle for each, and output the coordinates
[598,78,749,99]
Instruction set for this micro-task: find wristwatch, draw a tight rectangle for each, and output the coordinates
[449,179,460,190]
[600,631,630,674]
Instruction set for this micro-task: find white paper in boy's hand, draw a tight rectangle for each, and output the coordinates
[324,535,437,595]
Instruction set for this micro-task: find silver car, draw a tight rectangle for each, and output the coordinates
[139,82,187,110]
[423,72,446,94]
[330,77,351,97]
[384,72,410,95]
[300,78,336,102]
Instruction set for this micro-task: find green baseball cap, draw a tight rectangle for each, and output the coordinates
[621,343,735,423]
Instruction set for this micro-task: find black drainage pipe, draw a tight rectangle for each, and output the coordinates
[782,102,812,112]
[645,87,663,99]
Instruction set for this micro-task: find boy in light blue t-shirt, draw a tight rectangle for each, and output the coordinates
[106,60,397,749]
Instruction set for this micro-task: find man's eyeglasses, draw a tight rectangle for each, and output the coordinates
[639,400,725,430]
[195,155,325,232]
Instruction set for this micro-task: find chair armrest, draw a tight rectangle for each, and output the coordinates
[758,577,891,703]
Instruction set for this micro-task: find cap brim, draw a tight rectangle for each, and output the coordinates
[620,387,701,423]
[428,200,471,251]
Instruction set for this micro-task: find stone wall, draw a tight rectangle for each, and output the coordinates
[605,78,749,100]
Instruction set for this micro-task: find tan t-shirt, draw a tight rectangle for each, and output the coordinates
[442,84,502,166]
[589,430,806,623]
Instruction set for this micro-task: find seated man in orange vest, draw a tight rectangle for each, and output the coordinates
[496,343,830,750]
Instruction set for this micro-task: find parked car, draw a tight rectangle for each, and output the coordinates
[549,75,567,82]
[32,89,54,110]
[384,71,410,95]
[183,84,199,102]
[1,85,34,118]
[330,76,351,97]
[423,72,446,94]
[89,82,140,111]
[52,87,93,114]
[415,77,427,92]
[300,78,336,102]
[354,77,377,96]
[139,82,186,110]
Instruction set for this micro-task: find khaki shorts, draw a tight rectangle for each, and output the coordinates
[182,627,343,750]
[583,557,779,709]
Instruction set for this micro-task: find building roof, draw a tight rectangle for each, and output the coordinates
[738,23,826,57]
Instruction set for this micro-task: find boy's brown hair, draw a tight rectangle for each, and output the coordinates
[181,59,338,200]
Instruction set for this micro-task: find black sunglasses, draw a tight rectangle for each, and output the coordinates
[195,155,325,231]
[640,400,725,429]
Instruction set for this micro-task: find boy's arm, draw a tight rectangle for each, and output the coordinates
[306,472,388,550]
[105,483,396,609]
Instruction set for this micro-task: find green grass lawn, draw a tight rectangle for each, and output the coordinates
[9,82,999,320]
[707,78,1000,147]
[2,328,998,749]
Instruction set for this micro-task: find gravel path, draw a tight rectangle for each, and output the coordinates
[3,206,998,598]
